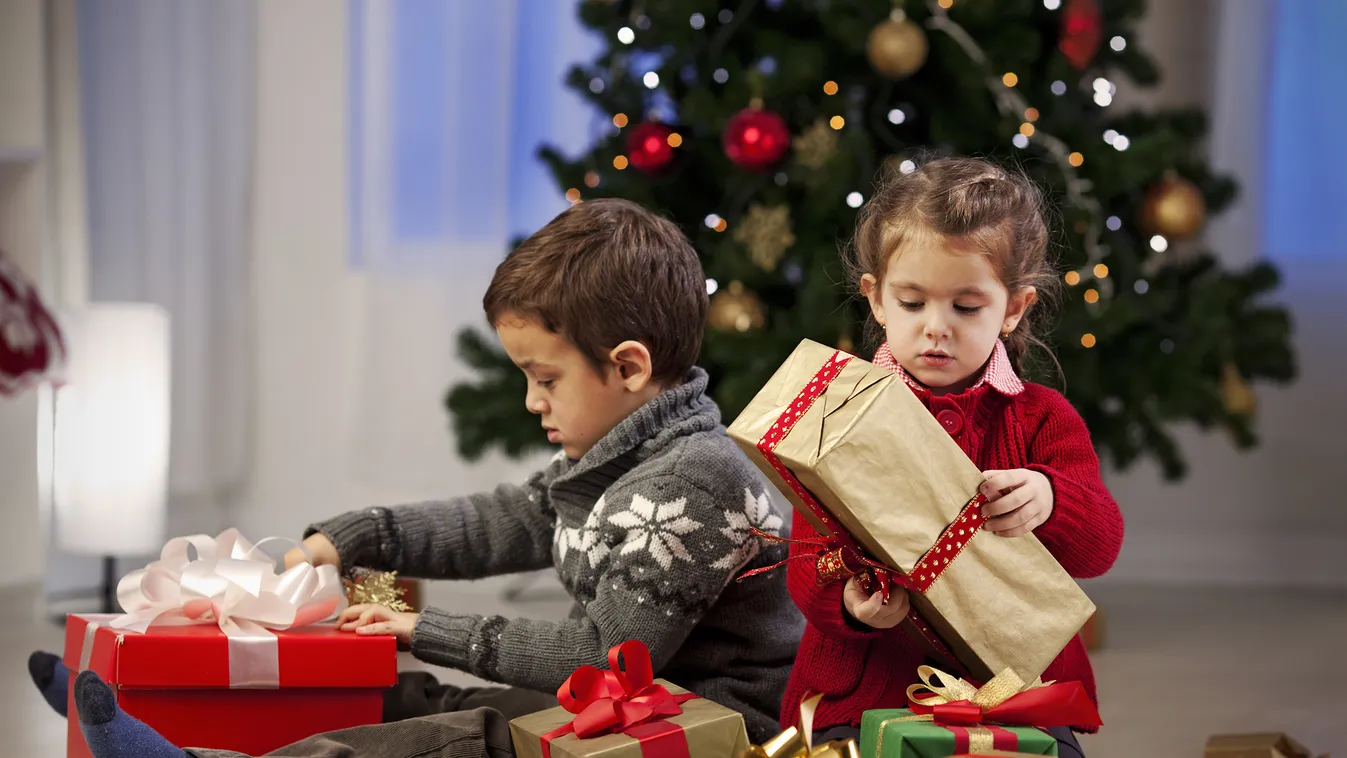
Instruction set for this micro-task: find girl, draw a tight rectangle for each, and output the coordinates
[783,157,1125,757]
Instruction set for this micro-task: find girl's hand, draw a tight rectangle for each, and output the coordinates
[337,604,418,644]
[842,576,910,629]
[979,469,1054,537]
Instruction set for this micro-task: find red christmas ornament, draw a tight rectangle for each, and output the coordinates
[625,122,677,174]
[722,107,791,171]
[0,247,64,395]
[1059,0,1103,70]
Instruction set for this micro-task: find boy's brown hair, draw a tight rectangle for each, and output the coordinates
[483,198,708,384]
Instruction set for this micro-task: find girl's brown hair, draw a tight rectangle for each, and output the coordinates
[848,156,1059,375]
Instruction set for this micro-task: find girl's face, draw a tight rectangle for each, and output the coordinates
[862,234,1036,395]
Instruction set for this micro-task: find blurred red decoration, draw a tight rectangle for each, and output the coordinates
[626,122,677,174]
[723,107,791,171]
[0,247,64,395]
[1059,0,1102,71]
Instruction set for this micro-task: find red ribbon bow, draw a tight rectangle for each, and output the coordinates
[909,680,1102,730]
[542,641,697,746]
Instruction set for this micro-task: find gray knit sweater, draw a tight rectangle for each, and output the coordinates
[311,368,803,741]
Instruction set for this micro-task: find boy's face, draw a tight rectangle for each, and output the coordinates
[496,313,658,460]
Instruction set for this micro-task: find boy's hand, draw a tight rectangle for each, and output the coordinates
[980,469,1054,537]
[338,604,419,645]
[842,576,909,629]
[284,533,341,572]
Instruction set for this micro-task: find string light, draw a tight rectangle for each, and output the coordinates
[584,171,600,188]
[830,115,845,130]
[774,172,788,186]
[589,78,605,94]
[1065,271,1081,286]
[899,159,916,174]
[718,9,733,22]
[565,188,581,203]
[888,109,906,124]
[713,68,729,84]
[1110,36,1126,51]
[1084,288,1100,303]
[643,72,660,89]
[938,0,954,7]
[617,27,635,45]
[823,80,839,95]
[1019,123,1035,137]
[1160,339,1175,354]
[1002,72,1019,87]
[706,278,719,295]
[704,214,722,229]
[1044,0,1061,8]
[1068,152,1084,167]
[714,218,728,232]
[613,155,629,170]
[1103,129,1118,144]
[689,13,705,29]
[1081,333,1097,348]
[1012,134,1030,149]
[1094,263,1109,278]
[613,113,628,128]
[1024,107,1039,121]
[1112,135,1130,151]
[1094,91,1113,106]
[1150,235,1169,252]
[1106,216,1122,230]
[846,191,864,208]
[1051,80,1067,96]
[1134,279,1150,294]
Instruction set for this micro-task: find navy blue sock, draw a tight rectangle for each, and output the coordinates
[28,650,68,716]
[75,670,186,758]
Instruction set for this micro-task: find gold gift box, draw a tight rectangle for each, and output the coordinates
[726,339,1095,684]
[1205,733,1328,758]
[509,681,749,758]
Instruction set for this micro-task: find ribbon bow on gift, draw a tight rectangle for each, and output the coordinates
[903,666,1102,730]
[543,640,696,743]
[736,693,859,758]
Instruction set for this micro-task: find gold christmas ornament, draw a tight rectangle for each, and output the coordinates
[1139,172,1207,239]
[709,281,766,333]
[733,203,796,271]
[793,119,840,170]
[345,569,412,613]
[866,11,929,79]
[1220,361,1256,416]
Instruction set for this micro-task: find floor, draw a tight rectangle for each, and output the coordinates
[4,576,1343,757]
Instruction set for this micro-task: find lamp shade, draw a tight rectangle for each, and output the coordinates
[53,304,170,555]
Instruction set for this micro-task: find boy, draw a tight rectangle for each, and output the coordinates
[41,198,804,758]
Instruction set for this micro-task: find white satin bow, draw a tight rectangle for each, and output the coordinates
[109,528,349,688]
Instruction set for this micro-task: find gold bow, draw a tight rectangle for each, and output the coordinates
[736,693,860,758]
[905,665,1050,710]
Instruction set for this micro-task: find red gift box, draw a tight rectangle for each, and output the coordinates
[63,613,397,757]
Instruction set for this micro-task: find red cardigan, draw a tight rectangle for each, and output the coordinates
[780,351,1125,734]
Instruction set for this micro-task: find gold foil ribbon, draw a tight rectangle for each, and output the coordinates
[873,666,1053,757]
[737,694,860,758]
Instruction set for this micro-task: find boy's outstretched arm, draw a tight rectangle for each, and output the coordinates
[308,455,566,580]
[406,475,782,692]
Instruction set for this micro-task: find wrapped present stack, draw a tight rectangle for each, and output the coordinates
[63,529,398,758]
[726,340,1096,684]
[509,641,749,758]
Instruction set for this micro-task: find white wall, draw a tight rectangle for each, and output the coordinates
[1090,0,1347,588]
[236,0,550,542]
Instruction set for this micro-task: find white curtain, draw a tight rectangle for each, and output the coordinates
[347,0,600,488]
[76,0,256,530]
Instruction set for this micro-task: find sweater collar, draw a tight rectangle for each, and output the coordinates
[871,339,1025,397]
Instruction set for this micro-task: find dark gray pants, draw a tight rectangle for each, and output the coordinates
[190,672,558,758]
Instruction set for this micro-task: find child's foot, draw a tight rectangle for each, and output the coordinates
[74,670,187,758]
[27,650,68,716]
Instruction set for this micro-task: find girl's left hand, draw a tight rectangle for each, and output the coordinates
[979,469,1054,538]
[337,604,419,644]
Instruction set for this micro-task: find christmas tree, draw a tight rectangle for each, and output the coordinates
[446,0,1294,480]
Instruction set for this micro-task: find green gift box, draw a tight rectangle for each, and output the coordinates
[860,709,1057,758]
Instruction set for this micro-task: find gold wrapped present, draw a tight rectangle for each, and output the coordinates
[509,641,748,758]
[726,340,1095,684]
[1204,733,1328,758]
